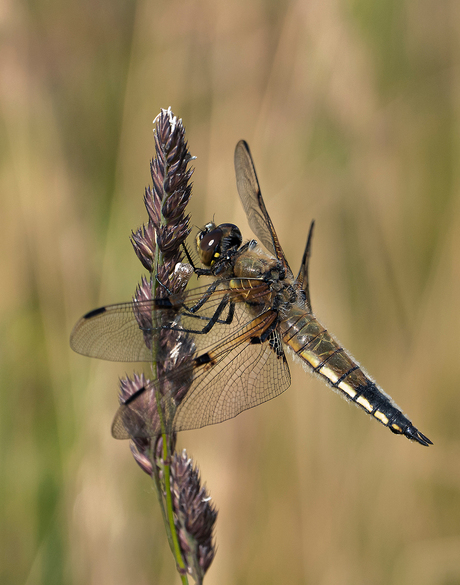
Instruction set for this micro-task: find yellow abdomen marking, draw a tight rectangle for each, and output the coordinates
[374,411,389,425]
[338,380,357,399]
[298,348,322,369]
[356,395,373,412]
[318,365,340,384]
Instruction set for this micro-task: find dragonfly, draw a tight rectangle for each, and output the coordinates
[70,140,431,446]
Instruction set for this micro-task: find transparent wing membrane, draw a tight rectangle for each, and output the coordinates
[70,282,268,362]
[234,140,289,269]
[111,312,290,438]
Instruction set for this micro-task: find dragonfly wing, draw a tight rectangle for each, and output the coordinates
[70,282,270,362]
[234,140,290,271]
[70,302,154,361]
[295,220,315,313]
[174,329,291,431]
[111,312,291,438]
[112,381,180,439]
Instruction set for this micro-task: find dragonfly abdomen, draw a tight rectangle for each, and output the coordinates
[280,312,431,445]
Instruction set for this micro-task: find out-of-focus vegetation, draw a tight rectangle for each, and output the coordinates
[1,1,459,584]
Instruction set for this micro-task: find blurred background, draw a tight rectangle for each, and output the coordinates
[1,0,459,583]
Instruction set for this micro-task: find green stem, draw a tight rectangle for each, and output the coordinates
[154,392,188,583]
[149,446,172,551]
[161,432,189,584]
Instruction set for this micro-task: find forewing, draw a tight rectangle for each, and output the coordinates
[70,283,257,362]
[234,140,289,270]
[70,302,154,361]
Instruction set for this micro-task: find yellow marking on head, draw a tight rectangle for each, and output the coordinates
[356,395,373,412]
[338,381,357,398]
[299,349,321,368]
[319,365,340,384]
[210,252,221,267]
[391,423,402,433]
[374,411,389,425]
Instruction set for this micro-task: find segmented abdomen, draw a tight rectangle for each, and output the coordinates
[279,309,412,437]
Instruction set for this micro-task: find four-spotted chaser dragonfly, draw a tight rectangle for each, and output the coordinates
[70,140,431,446]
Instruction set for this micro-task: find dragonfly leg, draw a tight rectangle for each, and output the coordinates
[187,280,222,313]
[200,298,235,334]
[162,298,235,336]
[181,242,196,270]
[154,274,174,296]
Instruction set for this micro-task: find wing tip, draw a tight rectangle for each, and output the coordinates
[236,139,249,152]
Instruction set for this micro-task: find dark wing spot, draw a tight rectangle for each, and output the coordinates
[84,306,107,319]
[124,385,148,406]
[268,332,285,358]
[194,353,213,366]
[154,298,175,308]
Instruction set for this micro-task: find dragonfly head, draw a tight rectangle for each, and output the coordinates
[196,222,242,267]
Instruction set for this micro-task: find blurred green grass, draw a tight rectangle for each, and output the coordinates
[1,0,459,584]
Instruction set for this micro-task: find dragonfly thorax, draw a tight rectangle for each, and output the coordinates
[233,245,281,280]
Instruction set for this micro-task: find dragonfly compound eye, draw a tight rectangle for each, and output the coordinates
[218,223,242,254]
[198,227,224,266]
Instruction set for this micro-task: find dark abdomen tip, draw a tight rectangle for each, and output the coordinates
[404,426,433,447]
